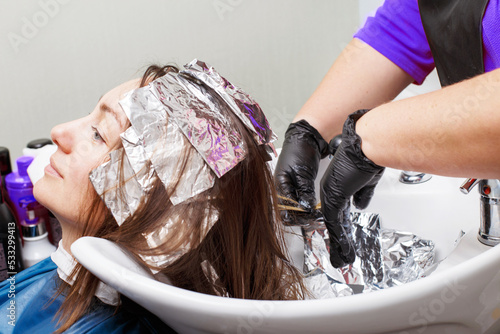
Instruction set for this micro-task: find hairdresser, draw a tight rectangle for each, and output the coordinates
[275,0,500,268]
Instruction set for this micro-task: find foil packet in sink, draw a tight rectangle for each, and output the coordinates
[296,210,435,299]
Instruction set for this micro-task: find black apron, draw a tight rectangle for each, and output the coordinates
[418,0,489,86]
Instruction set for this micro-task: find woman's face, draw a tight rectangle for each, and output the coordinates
[34,79,138,227]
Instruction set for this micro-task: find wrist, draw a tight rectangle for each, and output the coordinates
[287,120,330,158]
[292,114,335,142]
[355,111,383,168]
[354,113,372,159]
[343,110,384,171]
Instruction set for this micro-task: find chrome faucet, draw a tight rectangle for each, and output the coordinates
[399,171,432,184]
[460,178,500,246]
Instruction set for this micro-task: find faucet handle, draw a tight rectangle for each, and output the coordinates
[460,178,479,194]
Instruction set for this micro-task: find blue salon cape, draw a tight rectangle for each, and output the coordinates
[0,257,175,333]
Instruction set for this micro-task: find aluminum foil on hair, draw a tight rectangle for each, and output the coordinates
[90,85,217,226]
[201,259,229,297]
[89,148,146,226]
[120,87,215,206]
[150,72,246,178]
[300,211,435,298]
[182,59,277,147]
[140,208,219,269]
[181,59,277,159]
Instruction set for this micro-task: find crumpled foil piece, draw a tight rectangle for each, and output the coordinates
[378,227,435,289]
[151,72,245,178]
[301,211,435,298]
[90,148,146,226]
[181,59,277,148]
[89,59,276,227]
[302,213,354,298]
[141,208,219,270]
[121,87,215,206]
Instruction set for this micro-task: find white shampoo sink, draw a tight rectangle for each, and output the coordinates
[72,168,500,334]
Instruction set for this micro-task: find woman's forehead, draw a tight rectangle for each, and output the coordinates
[103,78,142,103]
[99,79,140,128]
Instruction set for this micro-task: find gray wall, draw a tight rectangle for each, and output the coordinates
[0,0,359,162]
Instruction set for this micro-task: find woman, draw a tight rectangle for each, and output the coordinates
[0,60,306,333]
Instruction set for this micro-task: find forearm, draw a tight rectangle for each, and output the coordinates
[357,68,500,179]
[293,38,413,141]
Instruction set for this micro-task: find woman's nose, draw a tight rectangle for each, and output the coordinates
[50,121,75,153]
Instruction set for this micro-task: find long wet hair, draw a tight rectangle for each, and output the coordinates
[54,65,307,332]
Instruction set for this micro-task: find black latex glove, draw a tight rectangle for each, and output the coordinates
[320,109,385,268]
[275,120,329,215]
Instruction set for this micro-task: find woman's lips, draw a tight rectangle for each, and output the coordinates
[45,159,63,178]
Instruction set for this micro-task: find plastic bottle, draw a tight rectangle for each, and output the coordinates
[24,142,61,246]
[5,156,36,225]
[22,138,53,159]
[19,196,55,268]
[0,148,13,207]
[47,211,62,246]
[0,147,12,185]
[5,155,51,227]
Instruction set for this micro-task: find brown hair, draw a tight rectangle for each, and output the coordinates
[54,65,307,332]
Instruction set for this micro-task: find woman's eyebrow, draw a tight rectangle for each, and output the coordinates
[100,102,125,129]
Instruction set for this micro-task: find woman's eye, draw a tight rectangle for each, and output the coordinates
[91,126,104,142]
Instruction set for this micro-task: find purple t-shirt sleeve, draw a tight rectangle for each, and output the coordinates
[354,0,435,85]
[482,0,500,72]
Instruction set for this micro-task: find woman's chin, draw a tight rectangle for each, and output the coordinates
[33,177,51,209]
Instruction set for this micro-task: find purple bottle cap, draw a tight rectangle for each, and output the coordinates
[5,156,35,189]
[17,156,34,177]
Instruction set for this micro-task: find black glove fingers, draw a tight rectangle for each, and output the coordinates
[319,110,386,269]
[274,120,327,211]
[352,184,376,209]
[326,212,356,267]
[320,153,349,212]
[320,187,348,228]
[339,205,356,264]
[296,189,316,211]
[327,223,349,268]
[274,172,299,203]
[352,169,384,209]
[294,165,319,210]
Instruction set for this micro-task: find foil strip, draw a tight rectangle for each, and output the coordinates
[301,213,354,298]
[89,148,146,226]
[151,72,246,178]
[120,87,215,206]
[304,268,352,299]
[200,259,228,297]
[182,59,277,147]
[141,208,219,269]
[378,228,435,289]
[301,211,435,298]
[344,212,384,291]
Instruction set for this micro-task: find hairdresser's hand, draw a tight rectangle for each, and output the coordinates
[275,120,330,216]
[320,109,385,268]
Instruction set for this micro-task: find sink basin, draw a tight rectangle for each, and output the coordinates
[72,166,500,334]
[350,168,480,262]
